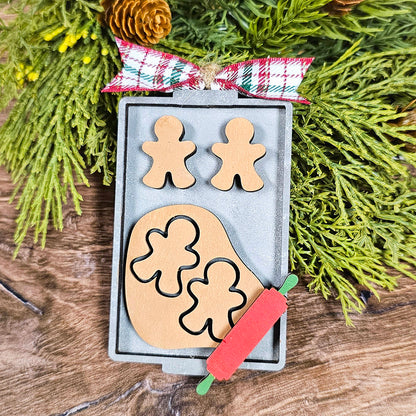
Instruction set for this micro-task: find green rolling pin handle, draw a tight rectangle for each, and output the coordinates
[196,373,215,396]
[278,274,298,295]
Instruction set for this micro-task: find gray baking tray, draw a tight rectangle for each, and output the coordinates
[109,90,292,376]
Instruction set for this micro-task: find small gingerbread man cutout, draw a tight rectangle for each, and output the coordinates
[211,118,266,192]
[142,115,196,189]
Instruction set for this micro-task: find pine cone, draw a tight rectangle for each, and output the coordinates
[324,0,365,16]
[101,0,171,46]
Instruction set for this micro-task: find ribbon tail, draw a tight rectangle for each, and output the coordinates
[102,38,204,93]
[212,57,314,104]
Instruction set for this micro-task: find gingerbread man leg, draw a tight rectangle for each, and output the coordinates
[234,144,265,192]
[168,144,196,188]
[142,153,170,188]
[210,148,237,191]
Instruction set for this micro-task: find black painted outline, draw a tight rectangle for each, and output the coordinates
[178,257,247,343]
[130,215,200,298]
[116,102,286,367]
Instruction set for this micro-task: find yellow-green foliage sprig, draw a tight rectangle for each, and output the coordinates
[0,1,121,254]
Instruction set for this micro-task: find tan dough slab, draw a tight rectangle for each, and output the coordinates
[211,117,266,192]
[125,204,264,350]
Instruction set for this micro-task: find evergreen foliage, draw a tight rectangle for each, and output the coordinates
[0,0,415,322]
[299,0,416,62]
[0,0,120,249]
[292,44,416,323]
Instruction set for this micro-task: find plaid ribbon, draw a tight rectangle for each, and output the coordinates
[102,37,313,104]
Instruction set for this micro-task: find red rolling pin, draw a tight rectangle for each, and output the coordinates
[196,274,298,395]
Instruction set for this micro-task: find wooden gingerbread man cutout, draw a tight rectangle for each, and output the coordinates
[211,118,266,192]
[142,115,196,189]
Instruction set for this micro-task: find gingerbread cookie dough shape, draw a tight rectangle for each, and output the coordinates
[130,216,200,297]
[211,118,266,192]
[125,204,264,350]
[179,258,248,343]
[142,115,196,189]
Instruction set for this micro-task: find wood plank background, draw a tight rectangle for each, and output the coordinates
[1,13,416,415]
[1,124,416,416]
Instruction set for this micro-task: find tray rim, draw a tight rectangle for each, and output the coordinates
[108,90,292,375]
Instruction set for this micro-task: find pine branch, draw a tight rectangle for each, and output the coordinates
[297,0,416,62]
[0,2,120,254]
[166,0,246,53]
[245,0,332,56]
[291,45,416,322]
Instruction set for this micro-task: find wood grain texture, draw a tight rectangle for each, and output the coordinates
[1,165,415,416]
[1,22,415,411]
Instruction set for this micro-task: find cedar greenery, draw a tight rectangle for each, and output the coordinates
[292,44,416,324]
[0,0,415,323]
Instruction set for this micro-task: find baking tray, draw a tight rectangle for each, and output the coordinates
[108,90,292,376]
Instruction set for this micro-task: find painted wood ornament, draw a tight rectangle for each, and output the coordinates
[211,118,266,192]
[110,92,295,381]
[125,204,264,350]
[142,115,196,189]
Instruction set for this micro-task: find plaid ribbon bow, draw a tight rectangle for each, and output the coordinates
[102,37,313,104]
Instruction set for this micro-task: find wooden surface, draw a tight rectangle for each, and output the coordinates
[1,160,416,416]
[1,72,416,416]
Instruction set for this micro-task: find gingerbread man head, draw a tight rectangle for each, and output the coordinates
[225,117,255,144]
[154,115,184,143]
